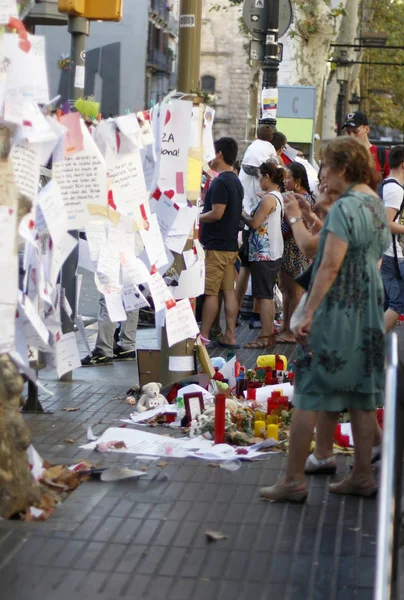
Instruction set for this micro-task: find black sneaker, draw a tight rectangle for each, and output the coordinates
[81,351,113,367]
[113,346,137,361]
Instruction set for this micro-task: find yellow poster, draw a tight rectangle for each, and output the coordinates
[186,156,202,193]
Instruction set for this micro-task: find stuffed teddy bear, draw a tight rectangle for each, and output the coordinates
[137,382,169,412]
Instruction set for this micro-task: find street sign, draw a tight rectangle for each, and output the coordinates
[243,0,293,41]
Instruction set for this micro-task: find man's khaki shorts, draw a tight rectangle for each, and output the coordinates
[204,250,238,296]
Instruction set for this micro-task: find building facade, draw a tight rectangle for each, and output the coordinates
[36,0,179,116]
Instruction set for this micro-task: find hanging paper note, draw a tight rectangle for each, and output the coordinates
[37,180,69,245]
[11,143,41,203]
[109,151,149,220]
[165,298,199,347]
[0,0,17,24]
[261,88,278,120]
[53,121,107,230]
[54,332,81,379]
[0,205,16,255]
[139,213,169,270]
[59,112,84,156]
[148,269,175,313]
[122,284,149,312]
[104,288,127,322]
[203,106,215,163]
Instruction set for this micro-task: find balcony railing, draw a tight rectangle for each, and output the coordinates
[147,48,173,73]
[149,0,170,23]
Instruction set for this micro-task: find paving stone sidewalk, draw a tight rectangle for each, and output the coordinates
[0,323,383,600]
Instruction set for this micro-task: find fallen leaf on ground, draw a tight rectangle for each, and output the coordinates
[205,530,229,542]
[65,439,77,444]
[63,407,80,412]
[156,461,168,468]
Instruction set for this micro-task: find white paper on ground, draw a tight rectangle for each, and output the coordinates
[55,331,81,379]
[53,121,107,230]
[165,298,199,347]
[187,443,275,462]
[80,426,214,457]
[169,355,195,372]
[243,382,294,402]
[11,143,41,203]
[26,444,44,481]
[130,405,178,424]
[139,213,168,271]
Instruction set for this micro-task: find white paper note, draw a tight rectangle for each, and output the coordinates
[0,304,16,353]
[97,245,120,284]
[122,284,149,312]
[115,113,143,151]
[165,204,197,254]
[18,293,50,352]
[11,143,41,203]
[173,258,205,300]
[49,233,78,289]
[148,270,175,313]
[109,151,149,219]
[85,219,107,265]
[38,180,69,244]
[55,331,81,378]
[0,0,17,24]
[0,205,16,254]
[165,298,199,347]
[169,355,195,372]
[53,121,107,230]
[0,256,18,304]
[121,255,151,286]
[139,213,169,270]
[104,289,127,322]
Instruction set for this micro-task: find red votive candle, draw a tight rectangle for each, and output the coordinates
[271,391,281,399]
[334,424,341,442]
[339,434,350,447]
[214,394,226,444]
[247,388,256,400]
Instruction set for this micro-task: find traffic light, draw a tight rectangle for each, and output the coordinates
[58,0,122,21]
[58,0,85,16]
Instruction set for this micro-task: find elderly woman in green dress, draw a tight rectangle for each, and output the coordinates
[261,137,390,502]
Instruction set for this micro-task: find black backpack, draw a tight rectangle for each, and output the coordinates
[377,146,388,175]
[379,178,404,278]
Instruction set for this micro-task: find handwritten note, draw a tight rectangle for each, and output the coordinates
[122,256,151,286]
[115,113,143,151]
[148,270,175,313]
[0,157,18,209]
[38,181,69,245]
[165,298,199,347]
[18,293,50,352]
[165,204,197,254]
[104,288,127,322]
[59,112,84,156]
[85,220,107,266]
[53,121,106,230]
[122,284,149,312]
[97,245,120,284]
[55,332,81,379]
[49,233,78,289]
[109,151,148,219]
[139,213,169,270]
[0,0,17,24]
[11,143,41,203]
[173,258,205,300]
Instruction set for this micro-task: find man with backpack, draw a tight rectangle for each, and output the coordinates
[342,111,390,183]
[380,145,404,331]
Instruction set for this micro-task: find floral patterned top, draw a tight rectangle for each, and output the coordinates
[248,191,284,262]
[293,190,391,408]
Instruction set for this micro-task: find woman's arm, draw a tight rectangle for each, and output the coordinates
[293,232,348,343]
[385,207,404,235]
[284,194,319,258]
[242,194,276,229]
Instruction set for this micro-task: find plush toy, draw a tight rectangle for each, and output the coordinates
[137,382,169,412]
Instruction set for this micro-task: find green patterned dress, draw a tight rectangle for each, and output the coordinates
[293,190,391,412]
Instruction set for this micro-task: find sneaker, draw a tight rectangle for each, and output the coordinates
[249,317,261,329]
[81,350,113,367]
[113,346,137,361]
[305,453,337,474]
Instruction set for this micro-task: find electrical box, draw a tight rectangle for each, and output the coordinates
[84,0,122,21]
[58,0,122,21]
[58,0,85,16]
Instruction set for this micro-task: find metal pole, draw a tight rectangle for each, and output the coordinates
[336,81,346,136]
[59,15,89,382]
[159,0,202,388]
[176,0,202,93]
[259,0,280,127]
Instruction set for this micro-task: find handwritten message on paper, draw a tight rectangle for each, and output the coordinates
[53,123,106,230]
[55,332,81,379]
[109,152,148,219]
[148,270,175,313]
[0,158,18,209]
[11,144,41,203]
[38,181,69,245]
[165,298,199,347]
[0,0,17,24]
[105,288,127,322]
[139,213,168,270]
[122,284,149,312]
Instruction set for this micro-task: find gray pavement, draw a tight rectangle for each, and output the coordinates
[0,321,391,599]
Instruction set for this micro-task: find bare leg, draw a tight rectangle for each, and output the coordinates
[235,266,250,310]
[221,289,238,345]
[210,294,223,337]
[258,298,275,338]
[373,415,383,446]
[277,271,301,341]
[313,411,340,459]
[350,409,375,482]
[253,298,260,314]
[277,269,289,334]
[200,295,219,340]
[385,308,399,332]
[285,408,317,483]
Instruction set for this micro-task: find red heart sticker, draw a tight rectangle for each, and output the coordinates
[28,219,35,230]
[165,299,176,310]
[164,109,171,126]
[150,265,157,275]
[108,190,117,210]
[152,187,162,200]
[8,208,13,216]
[164,189,175,200]
[19,38,31,53]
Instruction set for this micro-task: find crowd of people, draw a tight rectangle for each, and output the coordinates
[199,111,404,501]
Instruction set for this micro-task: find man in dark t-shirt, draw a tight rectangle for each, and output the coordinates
[199,137,243,348]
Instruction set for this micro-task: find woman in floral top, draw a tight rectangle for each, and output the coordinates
[260,137,390,503]
[241,161,284,348]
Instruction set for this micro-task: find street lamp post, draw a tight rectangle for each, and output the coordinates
[336,52,351,136]
[259,0,280,127]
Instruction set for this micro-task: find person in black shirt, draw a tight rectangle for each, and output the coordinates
[200,137,243,348]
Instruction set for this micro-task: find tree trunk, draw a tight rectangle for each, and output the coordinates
[0,126,40,519]
[245,63,260,142]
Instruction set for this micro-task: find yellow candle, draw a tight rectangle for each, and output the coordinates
[254,420,266,437]
[256,355,288,369]
[267,424,279,441]
[267,414,278,425]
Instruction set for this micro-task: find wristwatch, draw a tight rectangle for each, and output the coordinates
[289,216,303,226]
